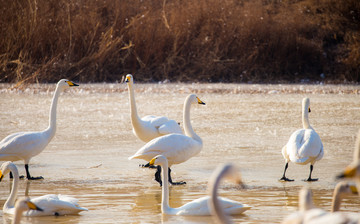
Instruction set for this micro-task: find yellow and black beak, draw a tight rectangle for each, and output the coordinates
[349,185,358,194]
[125,76,131,83]
[197,97,206,105]
[149,158,156,166]
[337,165,357,179]
[0,170,3,182]
[27,201,43,212]
[66,81,79,87]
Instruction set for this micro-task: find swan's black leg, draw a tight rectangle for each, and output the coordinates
[140,162,157,169]
[25,164,43,180]
[305,165,318,181]
[155,165,162,186]
[279,162,294,181]
[168,168,186,185]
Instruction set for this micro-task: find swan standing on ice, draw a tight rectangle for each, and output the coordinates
[280,97,324,181]
[128,94,205,185]
[149,155,251,216]
[11,197,43,224]
[125,74,182,142]
[0,79,78,180]
[209,163,252,224]
[0,161,88,216]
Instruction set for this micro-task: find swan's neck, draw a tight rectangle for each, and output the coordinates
[127,83,141,126]
[183,100,201,143]
[161,163,171,214]
[12,206,23,224]
[302,109,311,129]
[331,186,343,212]
[209,168,231,224]
[4,166,19,211]
[45,85,61,139]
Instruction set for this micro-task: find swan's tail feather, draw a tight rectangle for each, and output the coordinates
[226,205,251,215]
[290,156,309,165]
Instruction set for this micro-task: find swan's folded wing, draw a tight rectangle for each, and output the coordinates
[176,196,211,216]
[218,197,251,215]
[0,132,46,156]
[158,119,183,135]
[143,115,168,126]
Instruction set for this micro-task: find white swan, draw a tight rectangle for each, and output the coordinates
[280,97,324,181]
[0,79,78,180]
[11,197,43,224]
[125,74,182,142]
[149,155,251,216]
[0,161,87,216]
[209,163,252,224]
[282,186,359,224]
[128,94,205,185]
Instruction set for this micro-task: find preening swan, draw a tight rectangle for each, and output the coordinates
[125,74,182,142]
[0,161,88,216]
[0,79,78,180]
[282,187,359,224]
[280,97,324,181]
[209,163,251,224]
[149,155,251,216]
[11,197,43,224]
[129,94,205,185]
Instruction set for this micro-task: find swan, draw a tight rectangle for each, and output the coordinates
[331,181,358,212]
[149,155,251,216]
[125,74,182,142]
[209,163,252,224]
[282,187,359,224]
[0,161,88,216]
[128,94,205,185]
[11,197,43,224]
[0,79,78,180]
[280,97,324,181]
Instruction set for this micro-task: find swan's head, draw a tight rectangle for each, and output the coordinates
[187,94,206,105]
[15,197,43,213]
[337,162,360,180]
[0,161,16,181]
[125,74,133,85]
[302,97,311,113]
[149,155,168,167]
[57,79,79,90]
[334,181,358,196]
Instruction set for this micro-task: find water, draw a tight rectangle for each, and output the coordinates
[0,83,359,223]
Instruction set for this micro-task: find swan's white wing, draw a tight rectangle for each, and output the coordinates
[0,131,49,161]
[142,115,168,125]
[128,134,202,165]
[286,129,323,164]
[158,119,183,135]
[176,196,250,216]
[25,194,87,216]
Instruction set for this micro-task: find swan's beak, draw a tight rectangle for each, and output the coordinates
[27,201,43,212]
[349,185,358,194]
[125,76,130,83]
[66,81,79,87]
[308,107,311,113]
[197,97,206,105]
[0,171,3,182]
[149,158,156,166]
[336,165,356,179]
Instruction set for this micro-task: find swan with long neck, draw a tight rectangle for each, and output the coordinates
[0,161,87,216]
[282,187,360,224]
[280,97,324,182]
[125,74,182,142]
[128,94,205,185]
[0,79,78,180]
[11,197,43,224]
[149,155,251,216]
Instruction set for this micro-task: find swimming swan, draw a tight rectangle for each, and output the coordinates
[209,163,252,224]
[149,155,251,216]
[280,97,324,181]
[125,74,182,142]
[128,94,205,185]
[11,197,43,224]
[282,187,359,224]
[0,79,78,180]
[0,161,88,216]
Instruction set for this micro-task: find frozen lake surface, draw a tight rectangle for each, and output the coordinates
[0,82,359,223]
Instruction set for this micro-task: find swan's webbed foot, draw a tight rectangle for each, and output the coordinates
[140,163,157,169]
[304,177,318,182]
[27,176,44,180]
[24,164,44,180]
[279,176,294,182]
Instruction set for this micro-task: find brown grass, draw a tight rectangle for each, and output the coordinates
[0,0,359,84]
